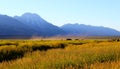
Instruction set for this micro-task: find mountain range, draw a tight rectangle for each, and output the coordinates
[0,13,120,38]
[14,13,66,36]
[61,23,120,36]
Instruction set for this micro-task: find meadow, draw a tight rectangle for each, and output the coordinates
[0,39,119,69]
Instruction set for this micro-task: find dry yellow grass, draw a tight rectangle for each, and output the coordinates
[0,40,119,69]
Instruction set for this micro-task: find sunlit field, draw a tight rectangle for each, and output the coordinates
[0,39,120,69]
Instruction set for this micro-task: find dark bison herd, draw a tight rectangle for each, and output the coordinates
[110,39,120,42]
[66,38,120,42]
[66,38,79,40]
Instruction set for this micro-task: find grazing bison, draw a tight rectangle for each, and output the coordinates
[108,39,120,42]
[66,38,72,40]
[75,39,79,40]
[117,39,120,42]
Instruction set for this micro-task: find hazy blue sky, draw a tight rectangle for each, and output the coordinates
[0,0,120,31]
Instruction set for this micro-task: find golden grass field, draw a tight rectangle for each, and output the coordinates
[0,39,119,69]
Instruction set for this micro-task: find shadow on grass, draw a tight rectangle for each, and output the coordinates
[0,43,66,62]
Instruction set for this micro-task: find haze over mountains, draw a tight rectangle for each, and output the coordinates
[14,13,66,36]
[0,12,120,38]
[61,23,120,36]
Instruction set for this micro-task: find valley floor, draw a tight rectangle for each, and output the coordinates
[0,39,119,69]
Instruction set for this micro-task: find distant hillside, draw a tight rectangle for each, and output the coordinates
[0,13,120,38]
[0,14,38,38]
[14,13,66,36]
[61,23,120,36]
